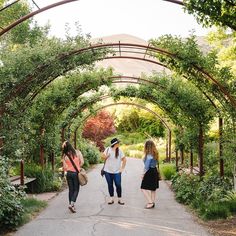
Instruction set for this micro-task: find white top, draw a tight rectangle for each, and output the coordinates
[103,147,125,174]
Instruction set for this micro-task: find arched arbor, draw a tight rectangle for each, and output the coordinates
[65,101,172,162]
[1,38,235,178]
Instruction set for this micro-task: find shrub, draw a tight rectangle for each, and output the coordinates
[222,191,236,213]
[160,163,176,180]
[0,156,25,231]
[197,174,233,202]
[23,163,62,193]
[0,181,25,231]
[78,141,100,166]
[106,132,146,146]
[172,173,199,204]
[200,202,231,220]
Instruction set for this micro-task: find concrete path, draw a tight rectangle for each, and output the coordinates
[14,158,212,236]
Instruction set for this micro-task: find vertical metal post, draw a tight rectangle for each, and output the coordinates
[198,124,204,176]
[168,130,171,162]
[190,149,193,174]
[40,128,45,168]
[180,148,184,165]
[74,131,77,149]
[40,144,44,167]
[0,107,4,154]
[219,117,224,177]
[51,151,55,172]
[175,150,179,171]
[20,159,24,185]
[166,137,168,161]
[61,128,65,143]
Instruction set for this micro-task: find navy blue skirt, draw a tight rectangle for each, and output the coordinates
[141,167,159,191]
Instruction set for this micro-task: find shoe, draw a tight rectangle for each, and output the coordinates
[108,200,114,205]
[118,200,125,205]
[68,205,76,213]
[145,203,155,209]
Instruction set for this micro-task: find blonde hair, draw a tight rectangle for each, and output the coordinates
[144,140,159,160]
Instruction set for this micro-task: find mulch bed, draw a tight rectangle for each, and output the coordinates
[201,216,236,236]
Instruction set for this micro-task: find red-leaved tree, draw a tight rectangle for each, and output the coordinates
[82,110,116,151]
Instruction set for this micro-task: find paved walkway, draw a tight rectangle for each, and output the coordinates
[14,158,212,236]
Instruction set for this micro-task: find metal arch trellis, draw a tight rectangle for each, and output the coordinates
[0,0,78,36]
[70,98,171,132]
[62,43,236,109]
[71,101,172,161]
[62,76,219,131]
[0,0,233,111]
[0,0,183,36]
[4,42,234,112]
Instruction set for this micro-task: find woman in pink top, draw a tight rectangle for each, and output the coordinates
[62,141,84,213]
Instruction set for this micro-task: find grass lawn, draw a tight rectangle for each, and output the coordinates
[20,198,48,225]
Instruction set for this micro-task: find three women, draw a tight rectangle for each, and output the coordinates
[63,138,159,212]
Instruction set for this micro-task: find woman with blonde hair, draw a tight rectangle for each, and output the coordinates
[141,140,159,209]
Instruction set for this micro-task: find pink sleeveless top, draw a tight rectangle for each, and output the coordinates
[63,154,80,172]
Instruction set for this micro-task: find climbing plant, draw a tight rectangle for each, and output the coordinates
[149,35,236,114]
[111,72,215,174]
[1,68,113,162]
[183,0,236,30]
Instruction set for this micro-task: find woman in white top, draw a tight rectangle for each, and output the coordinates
[102,138,127,205]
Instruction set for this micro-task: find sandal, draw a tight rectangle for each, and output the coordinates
[118,200,125,205]
[68,205,76,213]
[145,203,155,209]
[108,200,114,205]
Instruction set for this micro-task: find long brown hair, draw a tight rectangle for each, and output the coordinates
[62,141,76,159]
[144,140,159,160]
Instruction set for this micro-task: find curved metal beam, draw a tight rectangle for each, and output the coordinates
[66,94,170,131]
[4,43,234,112]
[0,0,78,36]
[0,0,20,12]
[72,101,172,160]
[162,0,183,6]
[65,43,236,108]
[77,102,171,131]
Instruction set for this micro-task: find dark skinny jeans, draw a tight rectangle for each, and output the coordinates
[66,171,80,204]
[104,172,122,198]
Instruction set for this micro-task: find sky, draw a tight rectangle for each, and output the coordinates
[33,0,212,41]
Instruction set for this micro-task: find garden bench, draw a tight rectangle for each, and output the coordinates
[10,175,36,186]
[9,160,36,191]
